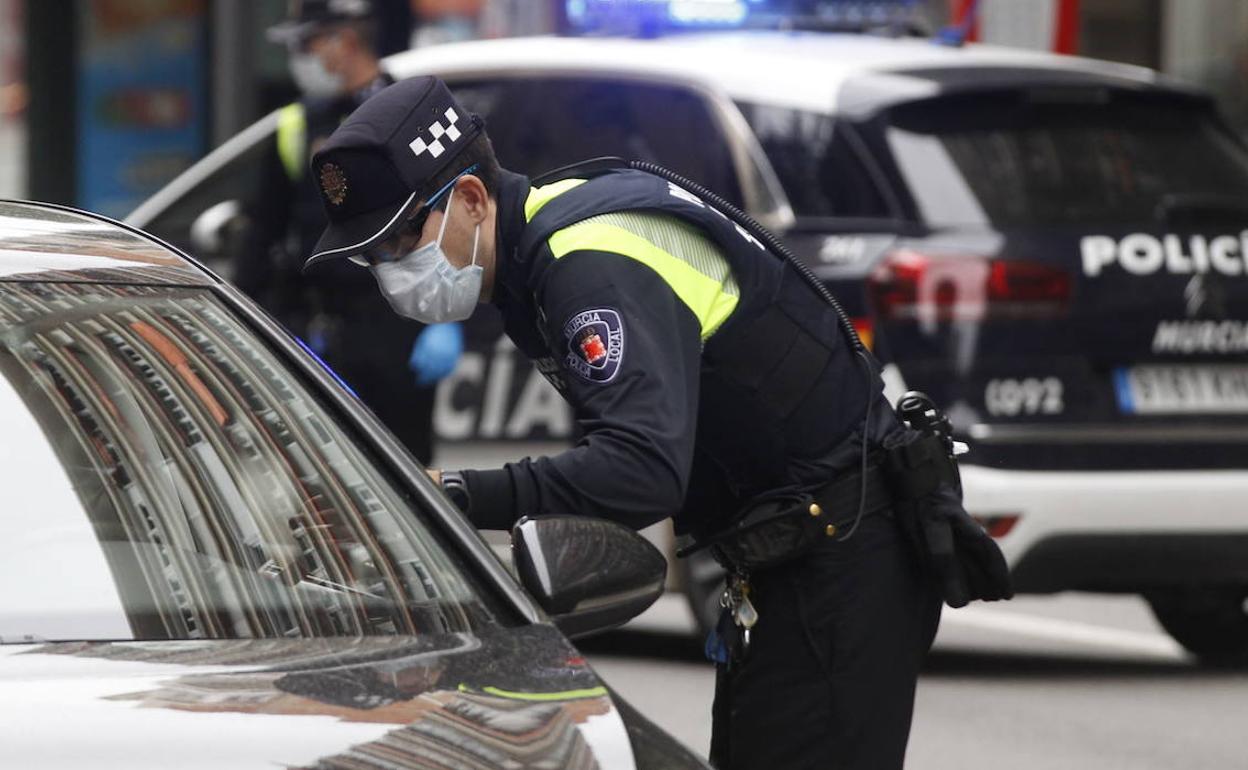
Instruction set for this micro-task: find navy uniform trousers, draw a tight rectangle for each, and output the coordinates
[710,513,942,770]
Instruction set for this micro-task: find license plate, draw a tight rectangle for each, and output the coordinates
[1114,366,1248,414]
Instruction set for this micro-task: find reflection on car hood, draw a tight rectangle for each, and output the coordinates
[0,200,211,286]
[0,625,638,769]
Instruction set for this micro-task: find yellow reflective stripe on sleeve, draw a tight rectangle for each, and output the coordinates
[524,178,586,222]
[548,220,739,340]
[457,683,609,701]
[276,103,307,182]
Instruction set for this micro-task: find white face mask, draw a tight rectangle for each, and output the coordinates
[289,51,344,98]
[371,188,483,324]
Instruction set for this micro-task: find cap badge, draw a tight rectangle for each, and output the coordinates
[320,162,348,206]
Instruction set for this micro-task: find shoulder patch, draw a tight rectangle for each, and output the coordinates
[563,308,624,384]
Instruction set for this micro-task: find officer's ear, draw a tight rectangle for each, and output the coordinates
[455,175,491,225]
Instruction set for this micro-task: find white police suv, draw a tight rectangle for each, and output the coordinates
[131,29,1248,663]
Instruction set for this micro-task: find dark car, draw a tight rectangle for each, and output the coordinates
[130,30,1248,663]
[0,200,708,768]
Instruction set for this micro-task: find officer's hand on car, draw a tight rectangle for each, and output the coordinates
[426,468,470,514]
[408,322,464,386]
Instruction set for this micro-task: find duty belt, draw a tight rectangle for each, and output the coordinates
[682,463,895,572]
[811,462,894,537]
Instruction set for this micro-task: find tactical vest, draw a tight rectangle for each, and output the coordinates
[514,168,877,506]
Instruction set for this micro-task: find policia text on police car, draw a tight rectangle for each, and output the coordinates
[301,76,1012,770]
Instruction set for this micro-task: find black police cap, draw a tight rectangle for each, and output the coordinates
[304,76,484,269]
[267,0,374,45]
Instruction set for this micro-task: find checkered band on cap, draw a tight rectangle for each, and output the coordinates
[408,107,464,160]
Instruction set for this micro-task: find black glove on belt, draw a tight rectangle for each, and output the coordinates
[884,433,1014,609]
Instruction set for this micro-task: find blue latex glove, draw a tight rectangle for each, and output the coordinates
[408,322,464,386]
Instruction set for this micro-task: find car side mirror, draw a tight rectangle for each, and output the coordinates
[189,200,247,271]
[511,515,667,640]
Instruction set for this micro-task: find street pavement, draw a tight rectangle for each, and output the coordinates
[578,593,1248,769]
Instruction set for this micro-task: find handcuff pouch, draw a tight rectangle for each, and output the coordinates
[706,492,822,573]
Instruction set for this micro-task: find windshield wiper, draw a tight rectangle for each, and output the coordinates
[1155,193,1248,225]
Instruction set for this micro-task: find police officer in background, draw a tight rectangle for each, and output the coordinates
[239,0,460,465]
[303,77,1011,769]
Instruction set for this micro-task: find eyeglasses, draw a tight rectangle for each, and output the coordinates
[350,163,480,267]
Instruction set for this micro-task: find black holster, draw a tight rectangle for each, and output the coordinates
[882,432,960,499]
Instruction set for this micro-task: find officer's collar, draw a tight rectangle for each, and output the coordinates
[491,169,532,312]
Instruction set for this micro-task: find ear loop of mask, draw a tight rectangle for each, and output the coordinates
[436,184,482,269]
[434,186,455,248]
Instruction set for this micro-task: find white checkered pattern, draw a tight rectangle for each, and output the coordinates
[408,108,463,159]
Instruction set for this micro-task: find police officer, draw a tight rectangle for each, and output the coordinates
[240,0,459,465]
[303,77,1010,769]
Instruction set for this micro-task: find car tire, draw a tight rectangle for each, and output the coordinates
[1147,588,1248,667]
[676,550,726,639]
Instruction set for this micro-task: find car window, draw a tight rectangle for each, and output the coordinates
[452,77,745,206]
[735,101,892,220]
[883,90,1248,227]
[0,282,499,642]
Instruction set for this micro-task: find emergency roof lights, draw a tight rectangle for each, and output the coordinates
[670,0,751,25]
[565,0,926,35]
[566,0,747,32]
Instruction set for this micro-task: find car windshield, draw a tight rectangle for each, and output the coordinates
[884,90,1248,228]
[0,282,496,642]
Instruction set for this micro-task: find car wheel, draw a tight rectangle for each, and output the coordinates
[676,550,726,639]
[1147,588,1248,667]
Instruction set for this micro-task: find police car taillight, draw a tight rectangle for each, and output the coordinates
[987,260,1071,308]
[972,513,1020,539]
[869,250,1071,322]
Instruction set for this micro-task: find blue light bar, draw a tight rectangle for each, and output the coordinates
[669,1,749,25]
[565,0,925,35]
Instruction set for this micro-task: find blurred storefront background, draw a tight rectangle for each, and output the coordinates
[0,0,25,199]
[8,0,553,211]
[6,0,1248,208]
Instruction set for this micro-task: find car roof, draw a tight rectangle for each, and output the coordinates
[385,31,1186,116]
[0,200,213,286]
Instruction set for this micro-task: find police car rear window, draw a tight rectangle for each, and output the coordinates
[450,77,744,208]
[736,102,892,220]
[883,90,1248,228]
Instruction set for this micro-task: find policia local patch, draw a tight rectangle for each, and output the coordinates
[564,308,624,383]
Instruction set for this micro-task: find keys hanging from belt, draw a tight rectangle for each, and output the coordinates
[707,572,760,666]
[725,572,759,652]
